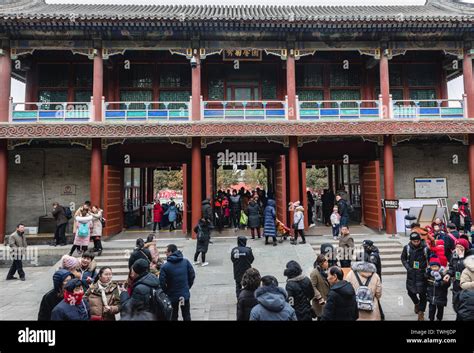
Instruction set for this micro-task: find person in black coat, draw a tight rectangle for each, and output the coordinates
[120,259,161,320]
[38,269,73,321]
[201,199,213,225]
[237,268,261,321]
[446,238,473,308]
[193,218,211,266]
[425,256,450,321]
[51,279,90,321]
[321,266,358,321]
[362,240,382,281]
[284,260,315,321]
[231,236,255,298]
[128,238,152,269]
[401,232,430,321]
[336,194,349,227]
[455,289,474,321]
[246,199,261,239]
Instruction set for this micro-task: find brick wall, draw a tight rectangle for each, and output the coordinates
[6,147,91,234]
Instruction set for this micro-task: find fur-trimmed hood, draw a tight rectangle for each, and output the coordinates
[254,286,288,312]
[351,261,377,276]
[464,255,474,272]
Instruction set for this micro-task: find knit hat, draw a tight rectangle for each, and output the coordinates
[461,197,468,204]
[452,204,459,211]
[64,278,83,293]
[456,238,470,252]
[61,255,79,271]
[362,240,374,247]
[52,269,73,293]
[283,260,302,279]
[429,256,441,267]
[409,232,421,241]
[132,258,150,275]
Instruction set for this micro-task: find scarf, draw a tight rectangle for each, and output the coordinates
[64,291,84,306]
[97,280,112,307]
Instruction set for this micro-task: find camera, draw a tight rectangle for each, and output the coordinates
[190,56,198,69]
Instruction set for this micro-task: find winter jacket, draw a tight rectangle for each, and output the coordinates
[52,205,68,226]
[450,211,461,230]
[448,251,473,295]
[330,212,340,226]
[201,199,213,222]
[79,260,98,290]
[401,242,429,294]
[321,280,359,321]
[263,199,277,237]
[363,248,382,281]
[455,289,474,321]
[91,210,103,237]
[337,199,349,218]
[159,250,195,303]
[86,281,121,320]
[230,195,241,211]
[51,299,90,321]
[38,289,63,321]
[429,240,448,267]
[246,201,261,228]
[309,266,330,317]
[293,210,304,230]
[144,242,162,267]
[8,231,27,259]
[231,236,255,282]
[460,255,474,290]
[153,203,163,223]
[236,289,258,321]
[285,274,315,321]
[249,286,297,321]
[339,234,354,267]
[128,247,152,269]
[346,262,382,321]
[425,268,450,307]
[120,272,160,318]
[194,220,211,253]
[164,205,178,222]
[436,232,455,262]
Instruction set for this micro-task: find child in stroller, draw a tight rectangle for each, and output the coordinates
[276,218,292,243]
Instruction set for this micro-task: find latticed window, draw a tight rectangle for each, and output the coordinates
[38,64,69,87]
[74,90,92,103]
[207,65,225,101]
[296,64,323,87]
[375,89,403,101]
[74,64,93,88]
[38,90,68,110]
[375,64,403,87]
[119,91,153,109]
[407,64,437,86]
[160,65,190,88]
[261,65,277,100]
[330,65,361,87]
[409,89,437,107]
[120,64,153,88]
[159,91,190,109]
[330,90,361,107]
[297,90,324,108]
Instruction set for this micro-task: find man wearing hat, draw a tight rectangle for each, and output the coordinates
[38,269,73,320]
[51,278,90,320]
[401,232,430,321]
[119,258,160,320]
[362,240,382,280]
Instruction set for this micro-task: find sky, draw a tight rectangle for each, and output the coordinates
[10,0,468,101]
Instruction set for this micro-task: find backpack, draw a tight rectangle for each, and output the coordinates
[64,207,72,220]
[77,222,89,237]
[354,272,374,312]
[347,203,354,214]
[150,287,173,321]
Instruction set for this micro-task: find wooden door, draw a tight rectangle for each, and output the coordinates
[103,165,124,236]
[275,155,287,226]
[361,160,383,230]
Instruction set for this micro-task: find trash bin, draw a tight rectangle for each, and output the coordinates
[38,216,56,234]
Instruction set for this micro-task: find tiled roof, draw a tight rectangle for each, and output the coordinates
[0,0,473,24]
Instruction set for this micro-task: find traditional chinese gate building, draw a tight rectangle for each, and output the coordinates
[1,0,474,239]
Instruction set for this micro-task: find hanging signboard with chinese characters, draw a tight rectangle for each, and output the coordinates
[223,49,262,61]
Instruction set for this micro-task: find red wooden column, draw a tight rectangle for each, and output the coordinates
[383,135,396,235]
[191,138,202,238]
[286,53,297,120]
[464,49,474,119]
[301,162,308,230]
[93,48,104,122]
[191,53,201,121]
[379,51,390,120]
[0,140,7,244]
[205,155,212,200]
[0,48,11,122]
[90,139,102,207]
[288,137,300,204]
[182,163,188,234]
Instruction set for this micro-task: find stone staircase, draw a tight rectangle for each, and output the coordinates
[93,246,170,282]
[309,237,406,276]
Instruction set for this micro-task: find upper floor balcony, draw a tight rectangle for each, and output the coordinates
[9,95,468,124]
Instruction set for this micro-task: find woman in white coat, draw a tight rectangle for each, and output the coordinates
[69,209,93,256]
[291,206,306,244]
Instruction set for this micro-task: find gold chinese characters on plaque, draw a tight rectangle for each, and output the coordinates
[223,49,262,61]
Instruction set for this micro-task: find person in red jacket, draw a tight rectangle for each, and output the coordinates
[153,202,163,232]
[429,239,448,267]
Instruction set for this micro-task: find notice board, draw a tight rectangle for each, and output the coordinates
[414,178,448,198]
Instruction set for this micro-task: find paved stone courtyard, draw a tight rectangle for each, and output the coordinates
[0,232,456,321]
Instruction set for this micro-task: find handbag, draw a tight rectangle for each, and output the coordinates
[100,217,106,229]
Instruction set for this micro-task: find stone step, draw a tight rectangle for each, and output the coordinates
[380,253,403,260]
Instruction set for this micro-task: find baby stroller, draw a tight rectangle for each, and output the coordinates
[276,218,292,243]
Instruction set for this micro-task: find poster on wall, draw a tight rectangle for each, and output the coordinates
[414,178,447,198]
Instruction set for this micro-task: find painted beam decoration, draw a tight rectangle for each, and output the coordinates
[223,49,262,61]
